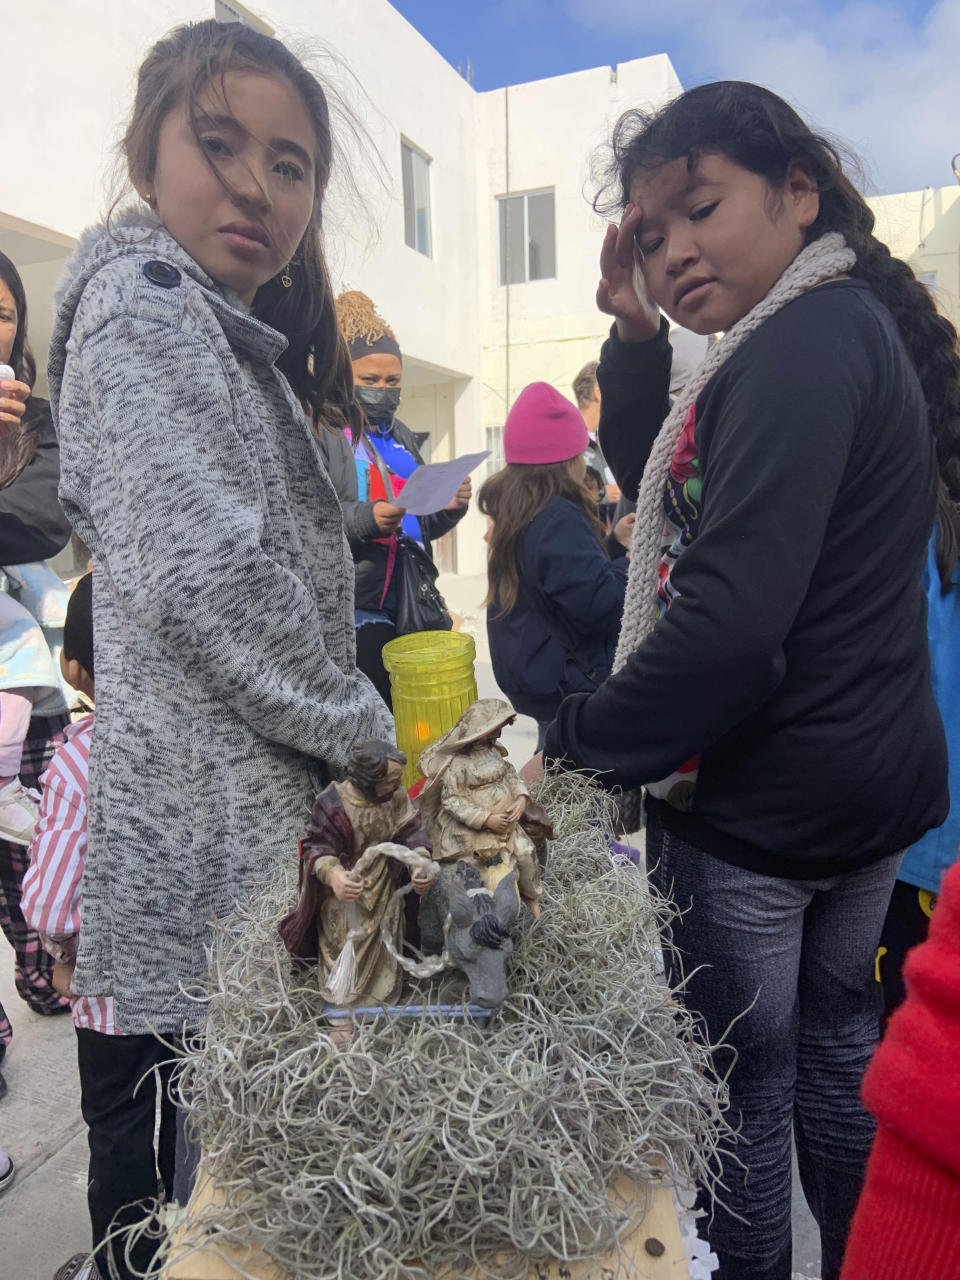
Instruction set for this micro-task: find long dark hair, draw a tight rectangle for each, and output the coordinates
[593,81,960,589]
[120,19,362,436]
[0,252,40,488]
[479,463,607,617]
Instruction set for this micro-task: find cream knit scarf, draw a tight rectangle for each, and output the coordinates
[614,232,856,671]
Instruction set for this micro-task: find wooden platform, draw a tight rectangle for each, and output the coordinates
[162,1168,690,1280]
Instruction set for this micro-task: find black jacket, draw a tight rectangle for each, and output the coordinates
[0,399,72,564]
[318,418,467,612]
[545,282,948,877]
[487,495,628,721]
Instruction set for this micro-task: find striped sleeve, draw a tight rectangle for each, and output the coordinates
[21,723,91,948]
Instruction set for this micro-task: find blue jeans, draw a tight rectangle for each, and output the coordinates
[646,809,901,1280]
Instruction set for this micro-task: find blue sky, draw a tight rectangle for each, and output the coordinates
[391,0,957,194]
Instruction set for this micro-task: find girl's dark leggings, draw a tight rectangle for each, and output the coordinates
[77,1027,177,1280]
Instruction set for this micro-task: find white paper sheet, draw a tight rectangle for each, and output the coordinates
[396,451,490,515]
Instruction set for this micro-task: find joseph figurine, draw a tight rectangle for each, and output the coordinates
[280,740,434,1004]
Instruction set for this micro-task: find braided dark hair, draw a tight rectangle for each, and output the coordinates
[594,81,960,589]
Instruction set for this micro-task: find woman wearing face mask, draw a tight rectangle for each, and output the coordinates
[323,291,470,708]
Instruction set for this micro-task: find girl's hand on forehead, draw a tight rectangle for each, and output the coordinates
[596,203,660,344]
[0,377,29,430]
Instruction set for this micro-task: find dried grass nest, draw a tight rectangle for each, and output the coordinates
[168,771,729,1280]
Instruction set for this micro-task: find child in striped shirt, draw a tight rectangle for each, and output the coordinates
[22,573,176,1280]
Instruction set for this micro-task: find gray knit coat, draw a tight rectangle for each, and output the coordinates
[47,214,392,1034]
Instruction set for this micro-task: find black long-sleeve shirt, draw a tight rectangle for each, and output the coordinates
[0,399,73,564]
[545,281,948,877]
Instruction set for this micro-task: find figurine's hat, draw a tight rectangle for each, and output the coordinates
[418,699,516,777]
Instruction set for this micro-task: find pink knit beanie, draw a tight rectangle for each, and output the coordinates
[503,382,588,465]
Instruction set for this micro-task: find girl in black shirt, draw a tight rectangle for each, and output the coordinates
[538,82,960,1280]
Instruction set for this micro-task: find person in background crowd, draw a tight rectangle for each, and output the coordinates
[0,253,72,850]
[0,250,74,1098]
[479,382,631,751]
[584,463,606,509]
[573,359,619,525]
[46,20,391,1217]
[320,290,470,708]
[532,81,957,1279]
[876,507,960,1023]
[840,851,960,1280]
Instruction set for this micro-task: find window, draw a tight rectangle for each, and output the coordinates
[401,141,432,258]
[485,425,505,476]
[497,189,555,285]
[214,1,273,33]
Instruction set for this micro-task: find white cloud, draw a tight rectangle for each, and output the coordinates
[567,0,960,194]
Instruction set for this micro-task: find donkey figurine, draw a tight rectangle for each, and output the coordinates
[418,861,519,1010]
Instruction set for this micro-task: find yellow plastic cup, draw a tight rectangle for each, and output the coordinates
[382,630,478,788]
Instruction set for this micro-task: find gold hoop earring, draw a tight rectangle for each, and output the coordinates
[280,266,293,288]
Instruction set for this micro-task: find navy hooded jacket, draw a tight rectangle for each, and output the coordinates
[487,495,627,722]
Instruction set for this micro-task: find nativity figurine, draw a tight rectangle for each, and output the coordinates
[280,739,437,1006]
[418,699,553,916]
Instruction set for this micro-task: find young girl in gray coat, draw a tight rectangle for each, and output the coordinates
[46,21,391,1047]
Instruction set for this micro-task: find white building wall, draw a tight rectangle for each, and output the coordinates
[476,56,682,437]
[3,1,210,238]
[4,0,489,566]
[868,186,960,330]
[4,0,482,375]
[8,5,956,580]
[3,1,683,573]
[4,1,483,363]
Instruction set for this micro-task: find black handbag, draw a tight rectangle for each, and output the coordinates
[393,535,453,636]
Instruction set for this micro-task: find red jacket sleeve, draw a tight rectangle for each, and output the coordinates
[841,855,960,1279]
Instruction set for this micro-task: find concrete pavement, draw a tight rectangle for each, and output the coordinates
[0,966,91,1277]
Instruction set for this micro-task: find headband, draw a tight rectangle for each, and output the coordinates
[347,333,402,362]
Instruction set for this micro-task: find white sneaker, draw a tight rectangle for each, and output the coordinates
[0,778,40,845]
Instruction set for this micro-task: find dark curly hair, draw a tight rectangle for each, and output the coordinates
[346,738,406,798]
[593,81,960,589]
